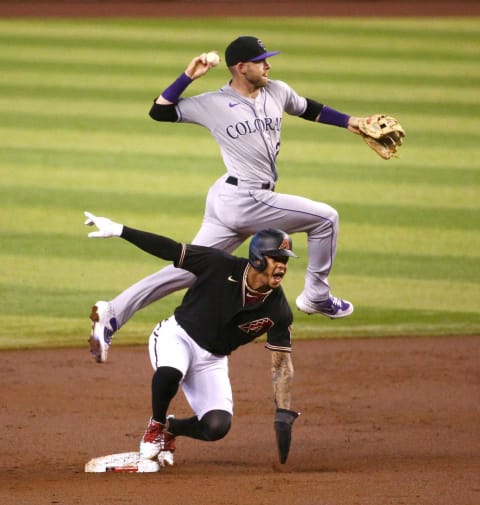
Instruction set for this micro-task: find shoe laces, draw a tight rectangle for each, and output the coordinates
[161,431,176,452]
[143,421,164,444]
[329,295,343,308]
[143,421,175,451]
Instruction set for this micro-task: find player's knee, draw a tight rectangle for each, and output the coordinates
[201,410,232,441]
[311,204,339,236]
[323,204,338,224]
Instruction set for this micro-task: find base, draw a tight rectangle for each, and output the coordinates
[85,451,160,473]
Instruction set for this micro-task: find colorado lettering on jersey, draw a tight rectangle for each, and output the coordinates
[238,317,274,336]
[226,117,282,139]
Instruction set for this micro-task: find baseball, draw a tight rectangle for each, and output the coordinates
[206,51,220,67]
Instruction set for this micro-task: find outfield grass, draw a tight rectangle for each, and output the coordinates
[0,17,479,349]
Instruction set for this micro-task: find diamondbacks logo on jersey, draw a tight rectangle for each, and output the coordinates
[238,317,274,336]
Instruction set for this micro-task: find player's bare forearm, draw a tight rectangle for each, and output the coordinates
[347,116,362,135]
[347,114,401,137]
[271,351,294,409]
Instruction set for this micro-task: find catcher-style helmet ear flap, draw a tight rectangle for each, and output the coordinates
[248,229,297,271]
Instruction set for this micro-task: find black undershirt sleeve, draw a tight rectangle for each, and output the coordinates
[121,226,182,261]
[149,101,179,122]
[299,98,324,122]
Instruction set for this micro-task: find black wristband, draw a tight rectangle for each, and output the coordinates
[275,408,300,425]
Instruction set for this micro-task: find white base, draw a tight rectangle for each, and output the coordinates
[85,451,160,473]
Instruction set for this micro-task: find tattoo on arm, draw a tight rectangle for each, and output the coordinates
[271,351,294,409]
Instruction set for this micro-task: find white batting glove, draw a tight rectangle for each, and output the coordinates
[84,211,123,238]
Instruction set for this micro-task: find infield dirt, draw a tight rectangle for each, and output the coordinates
[1,336,479,505]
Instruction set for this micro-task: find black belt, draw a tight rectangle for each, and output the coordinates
[225,176,271,190]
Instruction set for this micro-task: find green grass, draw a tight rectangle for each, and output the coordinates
[0,17,479,349]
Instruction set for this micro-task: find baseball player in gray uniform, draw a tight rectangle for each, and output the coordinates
[89,35,365,363]
[85,211,300,466]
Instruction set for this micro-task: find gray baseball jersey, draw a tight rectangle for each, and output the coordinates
[176,80,307,183]
[109,77,341,330]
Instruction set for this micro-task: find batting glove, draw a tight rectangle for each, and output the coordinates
[84,211,123,238]
[274,408,300,464]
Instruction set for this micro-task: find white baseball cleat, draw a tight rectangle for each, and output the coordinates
[296,292,354,319]
[88,301,117,363]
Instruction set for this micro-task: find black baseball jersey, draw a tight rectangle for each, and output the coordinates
[122,226,293,356]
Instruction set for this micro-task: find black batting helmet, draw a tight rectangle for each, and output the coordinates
[248,229,297,271]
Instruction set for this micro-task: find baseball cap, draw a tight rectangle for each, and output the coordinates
[225,36,280,66]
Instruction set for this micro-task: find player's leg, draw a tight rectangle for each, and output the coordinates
[237,189,353,318]
[167,410,232,442]
[145,317,234,464]
[170,350,233,443]
[140,366,181,461]
[88,265,198,363]
[140,317,190,463]
[167,327,234,446]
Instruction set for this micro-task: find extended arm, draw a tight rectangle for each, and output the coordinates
[300,97,361,134]
[150,52,218,121]
[84,211,182,261]
[121,226,182,261]
[300,99,405,158]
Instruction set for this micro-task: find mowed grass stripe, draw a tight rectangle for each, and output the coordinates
[2,57,480,87]
[1,125,478,170]
[3,42,478,68]
[2,255,479,317]
[0,187,207,216]
[0,148,222,180]
[3,110,480,148]
[332,274,480,314]
[2,231,479,284]
[0,126,221,154]
[1,183,478,232]
[0,18,477,59]
[0,93,476,138]
[339,224,480,259]
[2,40,478,85]
[1,144,478,179]
[1,16,478,38]
[3,159,478,205]
[1,86,477,119]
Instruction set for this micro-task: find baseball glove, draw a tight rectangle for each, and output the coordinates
[358,114,406,160]
[274,408,300,464]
